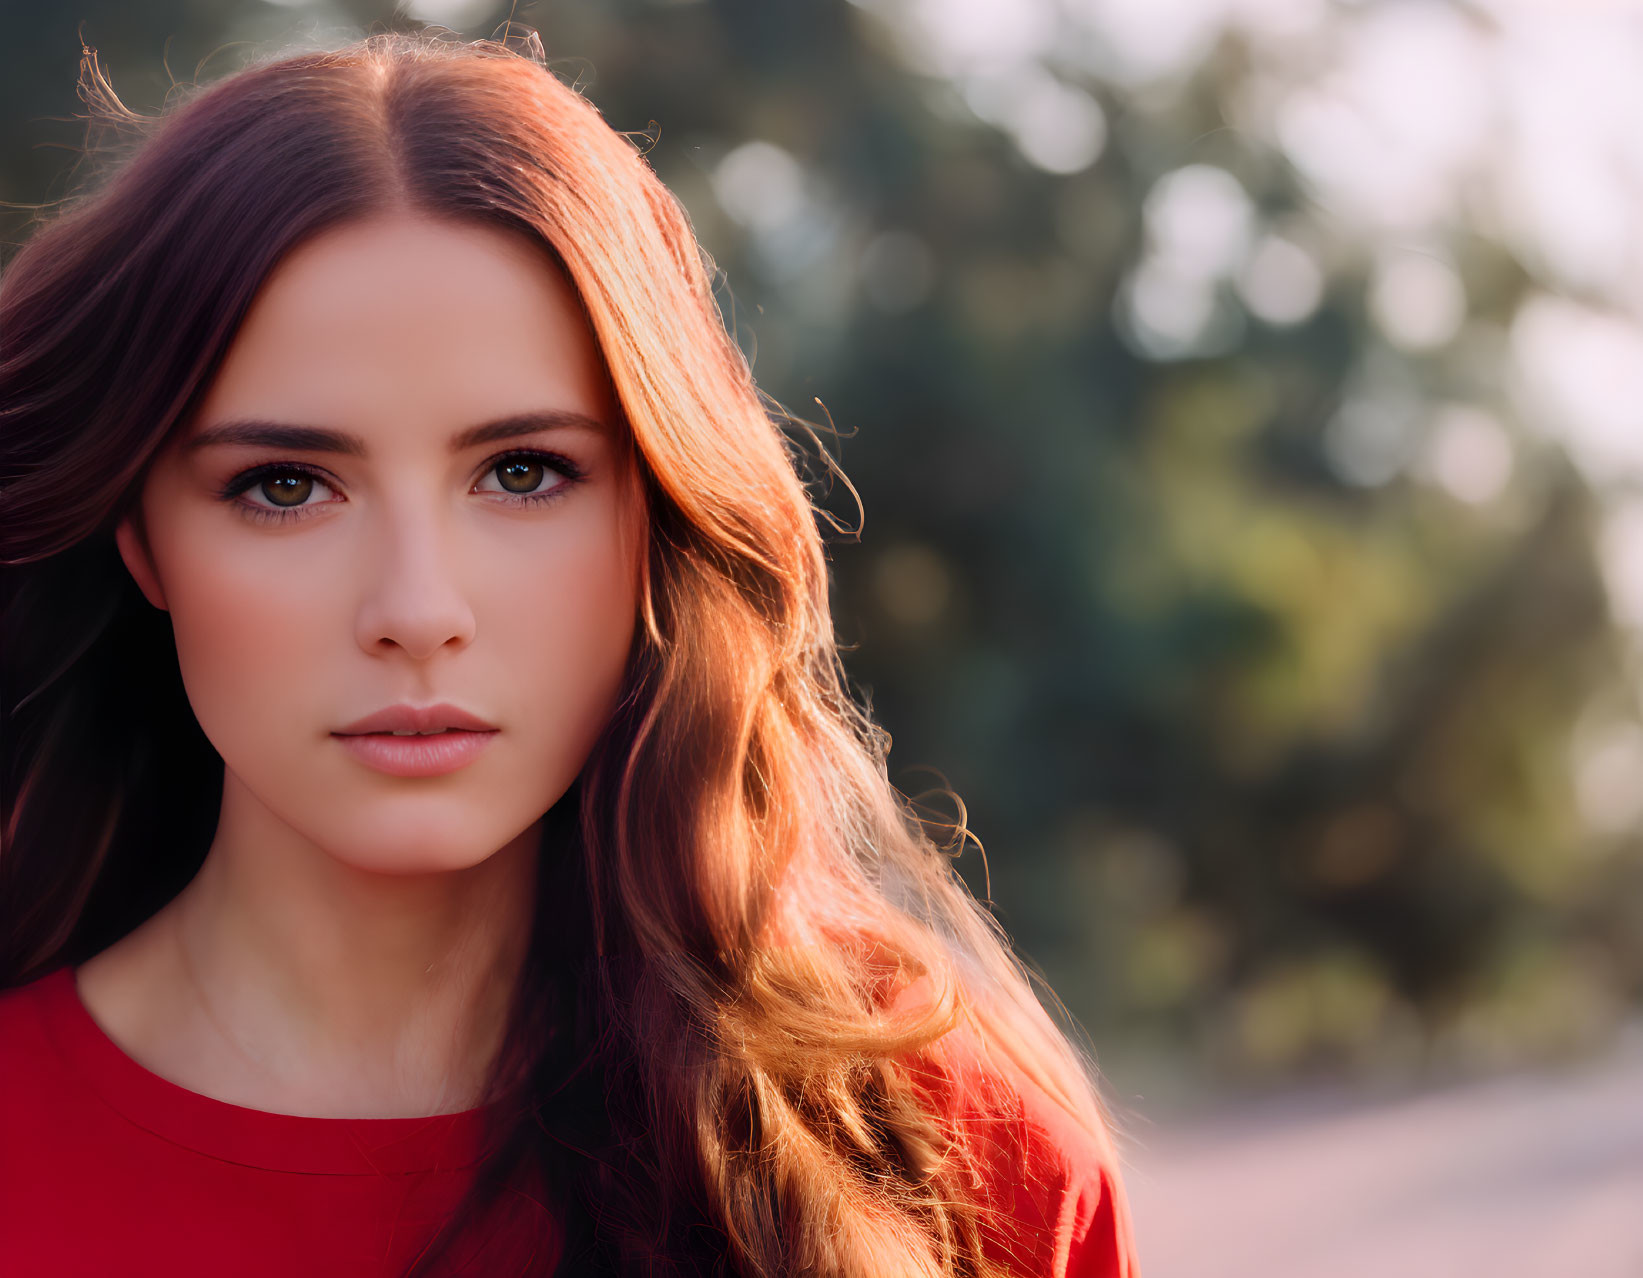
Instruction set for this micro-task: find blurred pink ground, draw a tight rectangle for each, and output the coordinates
[1119,1033,1643,1278]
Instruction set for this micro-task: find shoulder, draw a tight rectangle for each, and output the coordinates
[0,969,58,1059]
[0,967,73,1077]
[0,969,75,1138]
[897,1013,1141,1278]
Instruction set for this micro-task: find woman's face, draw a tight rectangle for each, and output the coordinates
[116,212,645,876]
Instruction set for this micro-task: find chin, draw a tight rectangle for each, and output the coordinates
[335,846,507,877]
[313,820,521,877]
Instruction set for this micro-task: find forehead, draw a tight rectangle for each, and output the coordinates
[185,213,617,447]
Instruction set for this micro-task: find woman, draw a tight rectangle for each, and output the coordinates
[0,29,1140,1278]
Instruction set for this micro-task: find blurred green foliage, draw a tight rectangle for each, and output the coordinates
[6,0,1640,1103]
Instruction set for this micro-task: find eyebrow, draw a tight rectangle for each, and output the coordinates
[181,409,608,457]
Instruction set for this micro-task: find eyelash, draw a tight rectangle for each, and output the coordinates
[216,449,587,526]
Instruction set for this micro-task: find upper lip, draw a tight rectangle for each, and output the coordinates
[333,702,499,735]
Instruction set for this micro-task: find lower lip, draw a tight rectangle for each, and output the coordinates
[331,730,498,777]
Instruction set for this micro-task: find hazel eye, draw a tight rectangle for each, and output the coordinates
[234,469,340,514]
[484,455,557,497]
[260,473,327,507]
[471,449,585,502]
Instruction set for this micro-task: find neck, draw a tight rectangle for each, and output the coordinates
[149,776,542,1118]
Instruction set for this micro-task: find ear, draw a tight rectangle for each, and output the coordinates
[115,513,168,612]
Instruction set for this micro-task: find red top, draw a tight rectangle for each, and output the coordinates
[0,966,1139,1276]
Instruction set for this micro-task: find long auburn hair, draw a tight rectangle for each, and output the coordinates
[0,29,1127,1277]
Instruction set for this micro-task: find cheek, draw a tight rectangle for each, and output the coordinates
[492,506,641,775]
[159,530,336,750]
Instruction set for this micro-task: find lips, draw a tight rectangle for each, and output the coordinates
[333,727,498,778]
[333,701,499,736]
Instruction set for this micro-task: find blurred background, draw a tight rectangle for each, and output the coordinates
[6,0,1643,1272]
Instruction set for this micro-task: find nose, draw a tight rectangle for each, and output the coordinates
[353,506,478,660]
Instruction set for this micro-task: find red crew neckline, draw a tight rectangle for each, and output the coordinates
[31,965,500,1175]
